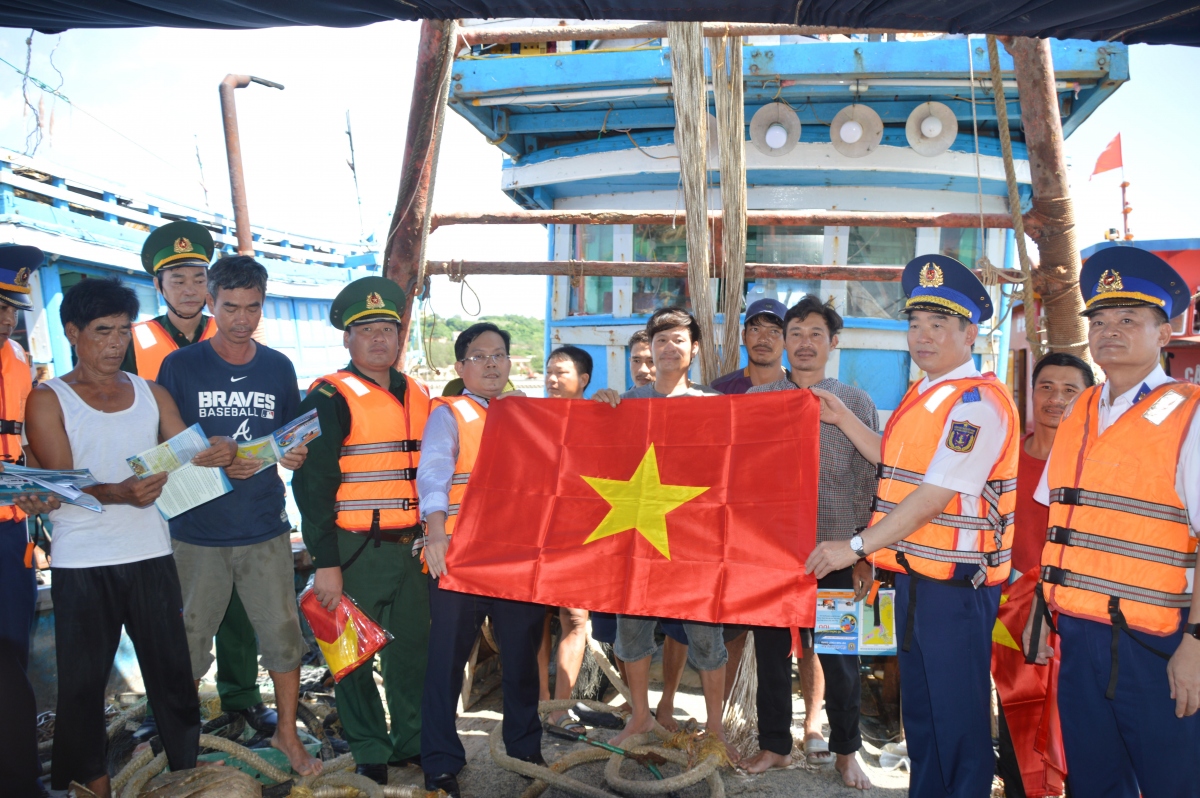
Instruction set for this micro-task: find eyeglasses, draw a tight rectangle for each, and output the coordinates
[460,354,510,366]
[746,325,783,338]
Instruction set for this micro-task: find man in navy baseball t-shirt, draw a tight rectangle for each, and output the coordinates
[157,256,322,776]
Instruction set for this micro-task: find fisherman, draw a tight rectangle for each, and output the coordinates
[808,254,1019,797]
[26,278,236,796]
[127,221,274,744]
[993,351,1092,798]
[745,295,878,789]
[294,276,432,785]
[0,245,46,797]
[708,298,794,735]
[157,255,319,776]
[419,321,544,798]
[588,328,688,724]
[539,345,594,731]
[592,307,734,758]
[1024,247,1200,797]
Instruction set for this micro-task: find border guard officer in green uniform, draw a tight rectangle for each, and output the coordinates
[294,276,432,785]
[129,222,276,742]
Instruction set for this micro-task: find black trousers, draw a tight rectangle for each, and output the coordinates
[0,638,41,797]
[754,566,862,757]
[421,580,545,777]
[51,555,200,788]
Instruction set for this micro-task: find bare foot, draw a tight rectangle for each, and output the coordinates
[835,753,872,790]
[272,728,323,776]
[609,710,656,748]
[655,699,679,732]
[742,749,791,773]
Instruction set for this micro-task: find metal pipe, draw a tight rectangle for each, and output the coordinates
[425,260,907,282]
[430,209,1015,231]
[218,74,283,256]
[459,22,907,47]
[385,19,458,369]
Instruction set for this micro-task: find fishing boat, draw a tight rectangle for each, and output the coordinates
[443,25,1127,424]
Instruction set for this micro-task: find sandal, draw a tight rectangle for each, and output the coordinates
[804,737,834,767]
[571,703,625,730]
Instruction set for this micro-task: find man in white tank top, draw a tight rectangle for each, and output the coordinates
[23,278,236,797]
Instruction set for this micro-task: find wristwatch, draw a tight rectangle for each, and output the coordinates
[849,534,867,560]
[1186,623,1200,641]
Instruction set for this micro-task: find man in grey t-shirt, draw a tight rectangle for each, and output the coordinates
[592,307,732,759]
[743,295,877,789]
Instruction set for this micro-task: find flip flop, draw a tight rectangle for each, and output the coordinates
[571,703,625,730]
[804,737,834,766]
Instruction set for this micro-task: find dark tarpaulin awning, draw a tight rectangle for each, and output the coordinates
[1,0,1197,44]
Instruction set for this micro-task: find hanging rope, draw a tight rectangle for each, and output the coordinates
[667,22,719,382]
[984,35,1046,361]
[711,34,748,376]
[719,631,759,759]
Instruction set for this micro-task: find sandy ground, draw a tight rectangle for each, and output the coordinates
[378,664,911,798]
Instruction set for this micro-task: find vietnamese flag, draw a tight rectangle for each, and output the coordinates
[991,571,1067,797]
[1090,132,1123,178]
[438,392,819,628]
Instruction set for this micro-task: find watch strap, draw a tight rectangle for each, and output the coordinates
[1186,622,1200,640]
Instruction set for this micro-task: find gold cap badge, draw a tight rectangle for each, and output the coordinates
[14,268,29,288]
[1097,269,1123,293]
[365,291,386,310]
[173,237,193,254]
[918,262,944,288]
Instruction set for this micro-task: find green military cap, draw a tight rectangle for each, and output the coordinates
[329,276,406,331]
[141,221,215,276]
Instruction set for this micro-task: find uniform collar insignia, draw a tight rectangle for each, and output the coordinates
[1133,383,1152,405]
[918,262,944,288]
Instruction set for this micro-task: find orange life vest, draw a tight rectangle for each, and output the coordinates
[870,374,1020,586]
[1040,382,1200,636]
[131,316,216,381]
[0,338,32,523]
[312,370,431,532]
[429,394,488,537]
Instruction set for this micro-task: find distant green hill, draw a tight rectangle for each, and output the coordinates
[423,314,545,373]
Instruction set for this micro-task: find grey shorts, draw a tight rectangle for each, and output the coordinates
[173,534,307,679]
[614,616,728,672]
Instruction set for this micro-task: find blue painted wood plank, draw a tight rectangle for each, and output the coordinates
[454,39,1120,99]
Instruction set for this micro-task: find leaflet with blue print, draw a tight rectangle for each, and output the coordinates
[235,408,321,476]
[126,423,232,519]
[0,463,102,513]
[813,588,897,656]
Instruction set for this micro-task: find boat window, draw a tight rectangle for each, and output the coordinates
[568,225,614,316]
[939,228,983,267]
[747,226,824,265]
[845,227,914,320]
[633,225,690,313]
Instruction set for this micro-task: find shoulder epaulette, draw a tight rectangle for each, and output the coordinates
[961,387,981,403]
[317,382,337,397]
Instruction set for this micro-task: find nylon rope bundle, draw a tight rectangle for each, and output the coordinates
[711,34,749,376]
[667,21,719,382]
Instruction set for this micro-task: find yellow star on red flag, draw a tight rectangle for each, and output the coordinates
[581,444,709,560]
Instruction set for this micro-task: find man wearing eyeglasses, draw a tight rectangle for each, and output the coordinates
[417,322,544,798]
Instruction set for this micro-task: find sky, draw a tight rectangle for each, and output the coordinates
[1,24,1198,321]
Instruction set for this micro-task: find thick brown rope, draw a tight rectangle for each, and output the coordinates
[711,34,748,376]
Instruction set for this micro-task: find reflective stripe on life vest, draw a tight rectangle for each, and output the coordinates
[869,374,1020,586]
[131,316,216,382]
[314,371,431,532]
[1041,382,1200,635]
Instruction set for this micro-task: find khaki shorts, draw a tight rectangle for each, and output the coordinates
[173,534,307,679]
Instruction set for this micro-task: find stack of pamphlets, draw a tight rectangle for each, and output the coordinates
[0,463,101,512]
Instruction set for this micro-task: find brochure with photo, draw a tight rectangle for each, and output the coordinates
[127,423,232,519]
[235,408,321,475]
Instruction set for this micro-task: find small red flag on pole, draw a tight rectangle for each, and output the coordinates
[1090,133,1122,179]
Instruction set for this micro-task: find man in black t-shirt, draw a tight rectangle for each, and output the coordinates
[158,256,320,776]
